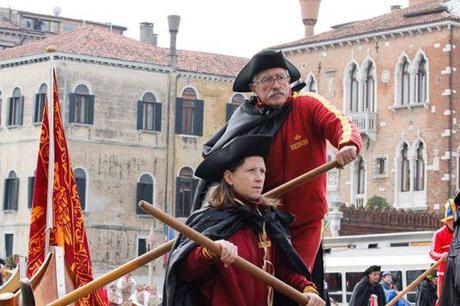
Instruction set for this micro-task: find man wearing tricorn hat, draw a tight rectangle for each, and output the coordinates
[349,265,386,306]
[430,198,456,305]
[193,49,362,296]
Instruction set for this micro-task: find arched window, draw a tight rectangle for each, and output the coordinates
[226,93,245,121]
[136,174,154,215]
[3,171,19,210]
[176,167,198,217]
[74,168,87,210]
[305,74,317,93]
[346,63,359,113]
[8,87,24,126]
[34,83,47,123]
[137,92,161,131]
[400,58,410,106]
[176,87,204,136]
[415,56,427,104]
[414,142,425,191]
[400,144,410,192]
[70,84,94,124]
[362,61,375,112]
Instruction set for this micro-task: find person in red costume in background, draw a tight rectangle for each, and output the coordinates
[430,199,456,306]
[194,50,362,300]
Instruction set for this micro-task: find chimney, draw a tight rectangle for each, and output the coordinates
[140,22,158,46]
[408,0,437,6]
[391,5,401,11]
[299,0,321,37]
[168,15,180,68]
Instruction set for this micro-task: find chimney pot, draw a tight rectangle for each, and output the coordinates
[408,0,439,6]
[299,0,321,38]
[391,5,401,11]
[168,15,181,68]
[140,22,157,46]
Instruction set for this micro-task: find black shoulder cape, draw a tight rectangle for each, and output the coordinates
[416,279,437,306]
[162,204,309,306]
[191,97,292,212]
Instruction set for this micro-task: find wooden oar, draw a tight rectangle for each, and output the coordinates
[47,159,339,305]
[47,240,174,306]
[139,201,311,305]
[386,259,442,306]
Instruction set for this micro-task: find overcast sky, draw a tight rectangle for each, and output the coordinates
[2,0,408,57]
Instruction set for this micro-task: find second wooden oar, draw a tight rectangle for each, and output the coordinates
[386,259,442,306]
[139,201,311,305]
[47,240,175,306]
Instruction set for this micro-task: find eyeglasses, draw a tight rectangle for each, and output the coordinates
[253,73,290,87]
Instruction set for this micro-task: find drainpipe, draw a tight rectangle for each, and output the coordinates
[164,15,180,216]
[448,24,454,198]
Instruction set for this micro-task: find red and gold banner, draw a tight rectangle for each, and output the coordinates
[28,72,107,305]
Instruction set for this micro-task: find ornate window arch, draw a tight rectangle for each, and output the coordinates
[136,173,155,215]
[361,59,376,112]
[395,54,411,106]
[344,61,360,113]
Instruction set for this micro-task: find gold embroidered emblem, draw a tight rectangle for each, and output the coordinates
[290,136,309,151]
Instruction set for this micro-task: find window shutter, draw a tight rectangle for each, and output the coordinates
[194,99,204,136]
[154,102,162,132]
[175,98,183,134]
[137,101,144,130]
[28,176,35,209]
[69,93,76,123]
[17,96,24,126]
[11,178,19,210]
[3,179,8,210]
[7,98,13,126]
[175,177,182,217]
[87,95,95,125]
[34,94,40,123]
[75,177,86,210]
[136,183,143,214]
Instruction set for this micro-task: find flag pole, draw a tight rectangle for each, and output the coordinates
[45,45,57,255]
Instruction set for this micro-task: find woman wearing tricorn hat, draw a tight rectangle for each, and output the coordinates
[162,135,325,306]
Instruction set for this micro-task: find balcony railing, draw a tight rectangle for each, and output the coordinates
[354,194,365,207]
[347,112,377,141]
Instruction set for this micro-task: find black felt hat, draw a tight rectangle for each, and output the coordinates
[363,265,381,276]
[195,135,273,182]
[233,49,301,92]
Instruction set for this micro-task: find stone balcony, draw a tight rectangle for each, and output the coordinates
[347,112,377,141]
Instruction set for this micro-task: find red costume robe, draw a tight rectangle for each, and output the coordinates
[430,225,453,305]
[264,92,362,270]
[178,227,314,306]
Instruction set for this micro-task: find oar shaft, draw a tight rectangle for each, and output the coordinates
[47,240,175,306]
[264,160,339,198]
[139,201,310,305]
[386,259,442,306]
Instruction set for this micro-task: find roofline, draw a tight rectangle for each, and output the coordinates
[278,19,460,53]
[0,52,238,81]
[17,9,127,31]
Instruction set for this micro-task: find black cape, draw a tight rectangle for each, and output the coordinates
[191,96,292,213]
[348,276,386,306]
[440,200,460,305]
[162,203,310,306]
[416,279,437,306]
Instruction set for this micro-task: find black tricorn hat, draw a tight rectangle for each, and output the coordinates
[233,49,301,92]
[195,135,273,182]
[363,265,381,276]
